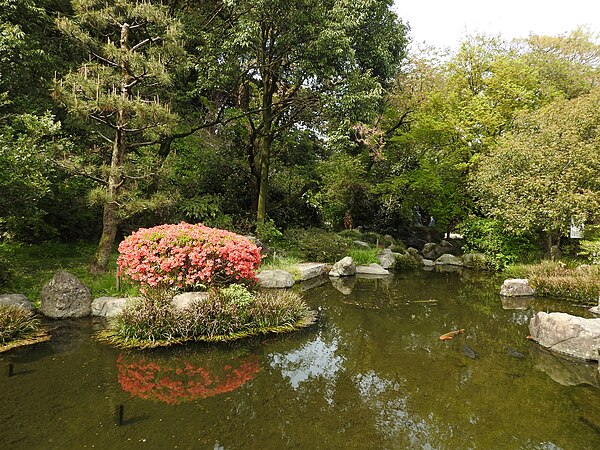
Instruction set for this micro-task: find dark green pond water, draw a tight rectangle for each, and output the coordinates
[2,270,600,449]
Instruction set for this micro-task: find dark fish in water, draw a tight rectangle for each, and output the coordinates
[462,344,477,359]
[504,346,525,359]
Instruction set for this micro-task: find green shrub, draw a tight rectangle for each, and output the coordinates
[348,248,379,266]
[393,253,421,270]
[460,218,538,270]
[0,305,42,345]
[256,218,284,245]
[282,228,355,262]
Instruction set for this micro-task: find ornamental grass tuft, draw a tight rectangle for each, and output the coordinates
[98,285,316,349]
[0,305,44,347]
[513,260,600,304]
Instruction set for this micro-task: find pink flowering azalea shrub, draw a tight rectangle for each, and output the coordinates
[117,223,261,289]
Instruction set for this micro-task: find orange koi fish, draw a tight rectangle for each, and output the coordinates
[439,329,465,341]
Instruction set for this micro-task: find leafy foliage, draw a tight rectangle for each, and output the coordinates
[117,223,262,289]
[470,86,600,240]
[460,218,538,269]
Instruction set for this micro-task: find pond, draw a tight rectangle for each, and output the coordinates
[2,270,600,449]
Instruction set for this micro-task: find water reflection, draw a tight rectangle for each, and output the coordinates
[117,351,260,404]
[270,331,344,393]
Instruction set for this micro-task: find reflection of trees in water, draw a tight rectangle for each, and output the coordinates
[263,273,600,447]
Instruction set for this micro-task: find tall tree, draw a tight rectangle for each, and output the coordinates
[53,0,185,273]
[187,0,407,226]
[469,86,600,251]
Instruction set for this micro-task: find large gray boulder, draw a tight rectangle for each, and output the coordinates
[295,262,327,281]
[91,297,129,318]
[257,270,295,288]
[355,263,390,276]
[529,312,600,361]
[329,257,356,277]
[435,254,464,266]
[171,292,208,310]
[500,278,534,297]
[377,249,396,269]
[421,243,439,260]
[40,271,92,318]
[353,240,370,248]
[0,293,33,311]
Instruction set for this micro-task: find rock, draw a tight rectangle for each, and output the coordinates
[330,276,356,295]
[407,247,420,256]
[295,262,327,281]
[500,278,534,297]
[422,259,435,267]
[435,254,464,266]
[377,249,396,269]
[40,271,92,318]
[0,293,33,311]
[256,270,295,288]
[463,253,488,270]
[91,297,129,318]
[171,292,208,310]
[422,243,439,260]
[355,263,390,276]
[244,235,270,257]
[529,312,600,361]
[353,240,370,248]
[329,257,356,277]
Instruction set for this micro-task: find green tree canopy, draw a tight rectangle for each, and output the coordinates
[469,86,600,246]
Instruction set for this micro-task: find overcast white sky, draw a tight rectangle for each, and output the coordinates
[393,0,600,49]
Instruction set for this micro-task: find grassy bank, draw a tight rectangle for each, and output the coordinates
[0,242,138,305]
[506,260,600,305]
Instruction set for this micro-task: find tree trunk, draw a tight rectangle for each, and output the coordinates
[256,133,272,226]
[91,22,130,273]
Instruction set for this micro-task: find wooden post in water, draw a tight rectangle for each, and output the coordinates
[116,404,124,426]
[7,363,14,377]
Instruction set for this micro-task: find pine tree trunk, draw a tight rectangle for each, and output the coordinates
[91,22,130,274]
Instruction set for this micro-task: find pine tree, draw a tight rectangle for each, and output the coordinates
[53,0,185,273]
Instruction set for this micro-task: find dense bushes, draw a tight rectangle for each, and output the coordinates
[280,228,356,262]
[460,218,538,269]
[117,223,262,289]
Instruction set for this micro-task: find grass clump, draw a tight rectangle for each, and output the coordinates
[97,285,316,349]
[507,260,600,304]
[259,255,302,279]
[0,305,48,351]
[348,248,380,266]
